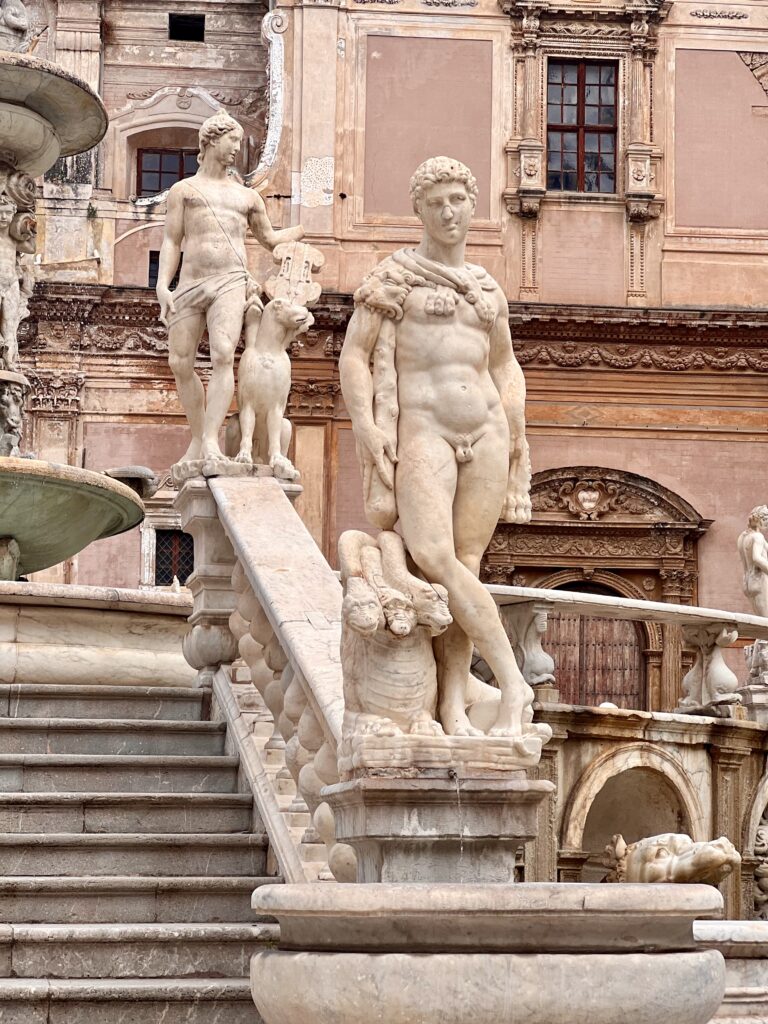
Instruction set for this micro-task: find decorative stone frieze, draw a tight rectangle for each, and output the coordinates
[25,370,85,413]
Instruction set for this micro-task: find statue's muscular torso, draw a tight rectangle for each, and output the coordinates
[172,175,256,284]
[395,284,509,454]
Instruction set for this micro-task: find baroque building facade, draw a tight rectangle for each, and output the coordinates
[19,0,768,714]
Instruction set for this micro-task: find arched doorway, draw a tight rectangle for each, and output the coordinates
[579,766,690,881]
[546,581,646,708]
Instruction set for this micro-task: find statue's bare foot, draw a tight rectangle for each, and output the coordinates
[234,449,253,465]
[439,701,483,738]
[488,704,524,737]
[270,453,300,481]
[201,441,228,461]
[409,712,444,737]
[180,438,202,462]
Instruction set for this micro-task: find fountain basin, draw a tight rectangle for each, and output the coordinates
[0,51,107,173]
[251,883,726,1024]
[0,458,144,577]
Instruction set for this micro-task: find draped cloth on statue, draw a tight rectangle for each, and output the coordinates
[167,269,262,327]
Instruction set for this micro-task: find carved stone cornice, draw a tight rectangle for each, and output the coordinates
[17,284,768,377]
[26,371,86,414]
[288,379,341,418]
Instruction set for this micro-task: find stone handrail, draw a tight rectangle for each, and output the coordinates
[489,584,768,712]
[200,476,352,881]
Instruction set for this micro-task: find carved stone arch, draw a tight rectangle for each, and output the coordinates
[561,742,707,854]
[484,466,710,711]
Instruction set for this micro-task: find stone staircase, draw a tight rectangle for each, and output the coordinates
[0,681,279,1022]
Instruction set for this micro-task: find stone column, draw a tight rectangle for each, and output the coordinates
[524,734,564,882]
[710,745,749,919]
[660,568,696,709]
[175,478,239,688]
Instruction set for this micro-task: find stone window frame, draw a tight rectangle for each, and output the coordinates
[139,487,183,589]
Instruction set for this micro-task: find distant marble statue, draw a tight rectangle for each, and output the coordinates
[157,109,304,469]
[603,832,741,885]
[225,240,325,481]
[0,373,24,455]
[738,506,768,618]
[0,0,29,52]
[339,156,537,743]
[0,194,35,371]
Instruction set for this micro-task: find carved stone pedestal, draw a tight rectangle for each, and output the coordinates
[740,641,768,726]
[322,773,554,883]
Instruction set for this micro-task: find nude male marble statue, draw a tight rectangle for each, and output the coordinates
[738,506,768,618]
[339,156,534,739]
[157,109,303,464]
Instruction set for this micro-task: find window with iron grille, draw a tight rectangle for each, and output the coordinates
[148,250,183,290]
[546,60,617,194]
[155,530,194,586]
[137,149,198,197]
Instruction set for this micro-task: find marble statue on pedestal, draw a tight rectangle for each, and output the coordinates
[338,156,547,764]
[603,832,741,885]
[157,109,304,473]
[738,506,768,617]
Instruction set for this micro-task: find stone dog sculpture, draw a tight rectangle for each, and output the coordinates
[224,240,325,481]
[603,832,741,885]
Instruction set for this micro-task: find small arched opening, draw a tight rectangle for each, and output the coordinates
[579,766,690,882]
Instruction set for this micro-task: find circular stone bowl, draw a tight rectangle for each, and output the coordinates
[0,51,107,173]
[0,458,144,576]
[250,883,726,1024]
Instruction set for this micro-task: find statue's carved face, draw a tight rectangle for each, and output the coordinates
[269,298,314,335]
[343,580,384,637]
[413,587,452,636]
[0,201,14,228]
[207,128,242,167]
[625,833,740,885]
[417,180,473,247]
[0,382,23,433]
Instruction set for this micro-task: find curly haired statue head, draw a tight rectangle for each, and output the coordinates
[198,110,243,163]
[409,157,478,216]
[748,506,768,531]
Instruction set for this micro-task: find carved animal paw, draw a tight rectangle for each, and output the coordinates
[358,716,402,737]
[234,450,253,465]
[270,453,300,481]
[409,714,445,737]
[501,493,532,525]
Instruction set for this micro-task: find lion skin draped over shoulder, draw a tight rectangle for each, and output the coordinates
[352,251,428,321]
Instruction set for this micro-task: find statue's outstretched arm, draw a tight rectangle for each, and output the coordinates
[247,190,304,250]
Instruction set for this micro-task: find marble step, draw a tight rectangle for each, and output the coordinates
[0,754,240,794]
[0,876,276,924]
[1,922,278,979]
[0,977,255,1023]
[0,684,208,722]
[0,793,254,833]
[0,833,267,876]
[0,718,227,756]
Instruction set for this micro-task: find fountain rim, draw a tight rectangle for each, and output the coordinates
[0,50,108,157]
[0,457,144,575]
